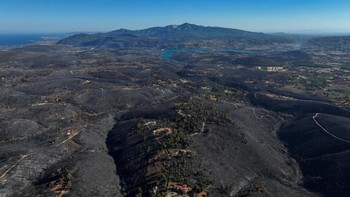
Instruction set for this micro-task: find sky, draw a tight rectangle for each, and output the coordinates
[0,0,350,34]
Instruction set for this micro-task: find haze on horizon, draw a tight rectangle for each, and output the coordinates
[0,0,350,34]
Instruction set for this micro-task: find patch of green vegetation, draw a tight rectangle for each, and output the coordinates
[160,129,189,150]
[305,76,328,90]
[0,52,14,62]
[175,99,231,135]
[237,182,268,195]
[141,99,220,196]
[341,65,350,71]
[210,84,244,102]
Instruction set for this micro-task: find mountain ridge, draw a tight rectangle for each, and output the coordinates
[57,23,291,48]
[106,23,259,37]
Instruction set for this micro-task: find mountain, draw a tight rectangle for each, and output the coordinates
[106,23,260,38]
[57,23,292,49]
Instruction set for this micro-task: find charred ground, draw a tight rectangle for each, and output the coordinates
[0,24,350,197]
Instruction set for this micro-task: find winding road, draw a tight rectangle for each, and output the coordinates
[313,113,350,144]
[252,108,263,120]
[0,153,34,180]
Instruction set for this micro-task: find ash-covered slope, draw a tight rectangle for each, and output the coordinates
[249,89,350,196]
[279,113,350,197]
[243,89,350,197]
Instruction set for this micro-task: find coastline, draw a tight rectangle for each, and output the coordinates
[0,33,68,49]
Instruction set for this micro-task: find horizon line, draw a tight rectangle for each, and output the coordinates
[1,23,350,36]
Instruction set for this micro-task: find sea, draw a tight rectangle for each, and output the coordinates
[0,33,67,47]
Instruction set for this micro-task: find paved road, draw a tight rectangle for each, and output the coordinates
[313,113,350,144]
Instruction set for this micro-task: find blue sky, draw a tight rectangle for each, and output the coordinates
[0,0,350,33]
